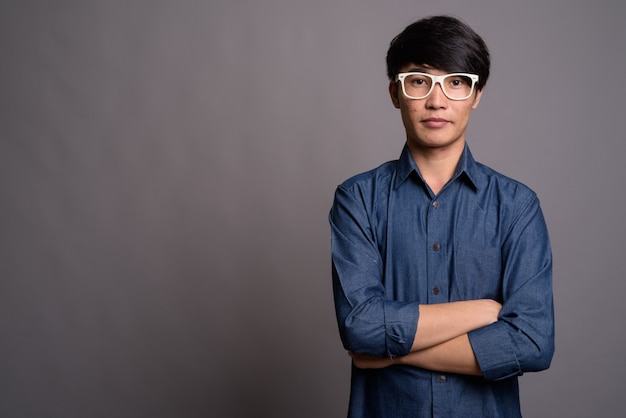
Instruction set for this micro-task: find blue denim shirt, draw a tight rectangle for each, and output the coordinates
[330,144,554,418]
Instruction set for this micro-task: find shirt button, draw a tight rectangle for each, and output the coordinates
[432,243,440,251]
[438,375,447,383]
[432,201,440,208]
[433,287,440,295]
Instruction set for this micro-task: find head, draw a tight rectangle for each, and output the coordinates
[385,16,491,153]
[386,16,490,90]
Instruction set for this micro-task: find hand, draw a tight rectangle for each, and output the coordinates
[479,299,502,325]
[348,351,396,369]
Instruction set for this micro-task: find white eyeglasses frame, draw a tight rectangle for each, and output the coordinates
[394,72,480,101]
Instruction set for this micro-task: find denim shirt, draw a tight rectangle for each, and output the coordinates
[330,144,554,418]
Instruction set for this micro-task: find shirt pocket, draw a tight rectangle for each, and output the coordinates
[453,242,502,300]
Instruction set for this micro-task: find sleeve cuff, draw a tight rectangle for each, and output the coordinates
[383,301,419,357]
[468,322,521,381]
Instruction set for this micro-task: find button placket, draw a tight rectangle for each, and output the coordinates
[426,197,447,304]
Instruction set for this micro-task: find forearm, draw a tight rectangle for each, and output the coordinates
[349,335,482,376]
[402,334,481,375]
[411,299,501,352]
[350,334,481,376]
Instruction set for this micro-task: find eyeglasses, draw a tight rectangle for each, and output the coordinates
[395,72,479,101]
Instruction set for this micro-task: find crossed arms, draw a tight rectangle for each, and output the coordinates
[349,299,501,375]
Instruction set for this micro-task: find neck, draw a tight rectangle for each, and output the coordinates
[407,141,465,195]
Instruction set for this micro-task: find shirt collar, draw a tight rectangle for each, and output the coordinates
[394,142,484,191]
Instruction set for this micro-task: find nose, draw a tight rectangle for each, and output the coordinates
[425,81,447,108]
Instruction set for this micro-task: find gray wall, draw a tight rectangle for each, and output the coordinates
[1,1,624,417]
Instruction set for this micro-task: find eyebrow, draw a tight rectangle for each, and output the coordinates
[407,67,430,73]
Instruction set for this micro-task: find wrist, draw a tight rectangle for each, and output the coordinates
[394,354,408,366]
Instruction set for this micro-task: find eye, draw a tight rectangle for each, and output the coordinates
[447,76,471,89]
[406,74,431,87]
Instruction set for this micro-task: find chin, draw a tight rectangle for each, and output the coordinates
[411,136,463,150]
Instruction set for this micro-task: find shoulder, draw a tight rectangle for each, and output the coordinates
[476,161,536,196]
[337,160,397,194]
[472,161,540,214]
[331,159,399,217]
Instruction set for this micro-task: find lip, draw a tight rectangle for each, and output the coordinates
[422,117,450,128]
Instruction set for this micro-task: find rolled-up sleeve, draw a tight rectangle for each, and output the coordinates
[330,184,419,358]
[468,194,555,381]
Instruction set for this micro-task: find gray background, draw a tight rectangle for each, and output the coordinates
[1,0,624,417]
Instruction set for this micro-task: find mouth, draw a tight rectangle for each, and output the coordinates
[421,117,450,128]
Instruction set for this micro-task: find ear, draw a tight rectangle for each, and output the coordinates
[471,89,484,110]
[389,81,401,108]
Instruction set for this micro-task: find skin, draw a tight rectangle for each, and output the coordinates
[349,64,499,376]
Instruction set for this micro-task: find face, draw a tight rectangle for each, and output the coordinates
[389,64,483,153]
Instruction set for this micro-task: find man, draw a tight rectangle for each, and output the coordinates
[329,16,554,417]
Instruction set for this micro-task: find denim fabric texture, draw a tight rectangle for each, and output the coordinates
[330,144,554,418]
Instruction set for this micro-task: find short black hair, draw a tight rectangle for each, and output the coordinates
[386,16,490,90]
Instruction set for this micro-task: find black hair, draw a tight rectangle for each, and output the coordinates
[386,16,490,90]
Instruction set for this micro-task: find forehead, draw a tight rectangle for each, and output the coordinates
[399,63,448,75]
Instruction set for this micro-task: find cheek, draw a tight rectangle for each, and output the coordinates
[456,105,475,123]
[401,107,422,127]
[401,102,422,116]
